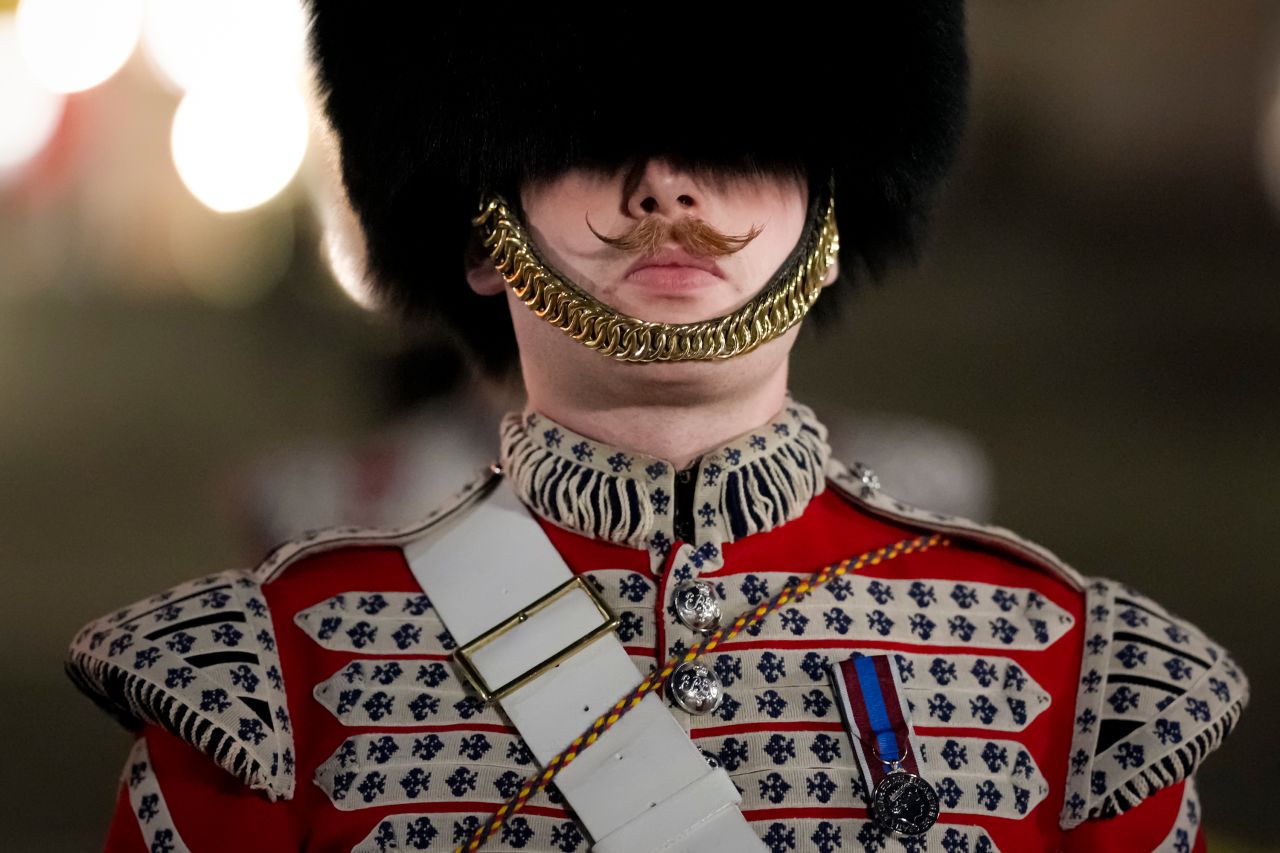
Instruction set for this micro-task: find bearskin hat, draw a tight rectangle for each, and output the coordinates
[304,4,969,370]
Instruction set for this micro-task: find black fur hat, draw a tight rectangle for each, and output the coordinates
[305,4,969,370]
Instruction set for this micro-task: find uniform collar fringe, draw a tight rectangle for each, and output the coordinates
[499,401,831,550]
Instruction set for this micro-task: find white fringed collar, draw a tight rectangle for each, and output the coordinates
[498,401,831,552]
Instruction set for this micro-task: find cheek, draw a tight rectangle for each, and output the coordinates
[744,194,808,278]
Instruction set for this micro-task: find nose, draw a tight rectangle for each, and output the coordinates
[624,159,702,218]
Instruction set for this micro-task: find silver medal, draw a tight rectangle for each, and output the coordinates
[871,769,940,836]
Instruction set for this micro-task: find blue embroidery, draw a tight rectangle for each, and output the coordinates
[989,617,1019,644]
[357,594,388,615]
[928,693,956,722]
[810,822,841,853]
[357,772,386,803]
[951,584,979,609]
[445,767,478,796]
[929,658,958,685]
[1115,741,1145,770]
[459,734,491,761]
[823,607,852,634]
[907,581,937,608]
[758,772,791,804]
[1157,712,1182,742]
[345,621,376,649]
[229,664,258,692]
[800,652,829,681]
[1107,686,1141,713]
[909,614,936,640]
[1116,643,1148,669]
[550,822,585,852]
[757,652,786,683]
[763,734,796,765]
[980,742,1008,772]
[992,589,1019,612]
[802,689,833,717]
[756,690,788,718]
[389,624,420,650]
[415,662,449,687]
[806,771,837,803]
[718,737,749,771]
[399,767,430,798]
[762,823,796,853]
[406,816,437,847]
[941,739,968,770]
[364,692,395,721]
[407,693,439,720]
[412,734,444,760]
[975,779,1003,811]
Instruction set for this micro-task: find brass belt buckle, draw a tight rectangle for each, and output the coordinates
[452,575,619,704]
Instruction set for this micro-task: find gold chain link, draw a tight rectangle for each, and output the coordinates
[472,193,839,363]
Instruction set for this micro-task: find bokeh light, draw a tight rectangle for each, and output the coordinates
[170,81,309,214]
[15,0,144,94]
[141,0,307,94]
[0,12,63,177]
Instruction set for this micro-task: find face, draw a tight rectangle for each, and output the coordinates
[469,159,813,326]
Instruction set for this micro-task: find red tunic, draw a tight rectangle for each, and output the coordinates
[72,405,1237,852]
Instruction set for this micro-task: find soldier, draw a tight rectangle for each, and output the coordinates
[68,4,1246,852]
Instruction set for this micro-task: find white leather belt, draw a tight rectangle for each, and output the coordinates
[403,477,764,853]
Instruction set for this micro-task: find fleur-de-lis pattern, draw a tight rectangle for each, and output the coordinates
[502,401,831,550]
[122,737,192,853]
[754,819,998,853]
[313,659,505,728]
[669,575,1073,652]
[75,405,1241,852]
[696,729,1047,818]
[316,730,565,811]
[353,813,589,853]
[295,592,442,654]
[67,569,294,800]
[1061,579,1248,828]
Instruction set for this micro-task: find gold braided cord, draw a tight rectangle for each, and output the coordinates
[472,193,839,363]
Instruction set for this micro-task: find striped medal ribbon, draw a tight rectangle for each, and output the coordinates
[831,654,940,836]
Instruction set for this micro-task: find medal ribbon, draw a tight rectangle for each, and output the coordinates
[456,533,948,852]
[832,653,925,792]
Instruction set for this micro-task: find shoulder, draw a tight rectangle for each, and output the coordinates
[825,455,1088,592]
[66,465,500,800]
[825,456,1248,827]
[1058,577,1247,827]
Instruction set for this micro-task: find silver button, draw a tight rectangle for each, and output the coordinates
[672,580,721,632]
[668,661,723,715]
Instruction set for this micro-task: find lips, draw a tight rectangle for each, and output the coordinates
[624,248,725,279]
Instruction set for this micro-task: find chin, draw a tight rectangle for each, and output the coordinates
[611,294,753,327]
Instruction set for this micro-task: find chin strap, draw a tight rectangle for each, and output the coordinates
[472,183,839,364]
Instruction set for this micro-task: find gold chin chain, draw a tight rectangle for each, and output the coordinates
[472,192,840,363]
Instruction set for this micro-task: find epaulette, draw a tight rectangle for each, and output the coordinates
[825,456,1087,592]
[1059,577,1247,827]
[66,466,500,799]
[66,568,296,800]
[826,457,1248,824]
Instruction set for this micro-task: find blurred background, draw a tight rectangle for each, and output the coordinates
[1,1,1277,850]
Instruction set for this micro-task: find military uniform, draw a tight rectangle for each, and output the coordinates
[68,402,1246,851]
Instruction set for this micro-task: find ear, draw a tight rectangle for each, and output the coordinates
[465,258,507,296]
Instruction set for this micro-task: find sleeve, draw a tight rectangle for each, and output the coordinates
[1059,578,1246,833]
[1062,777,1205,853]
[106,726,300,853]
